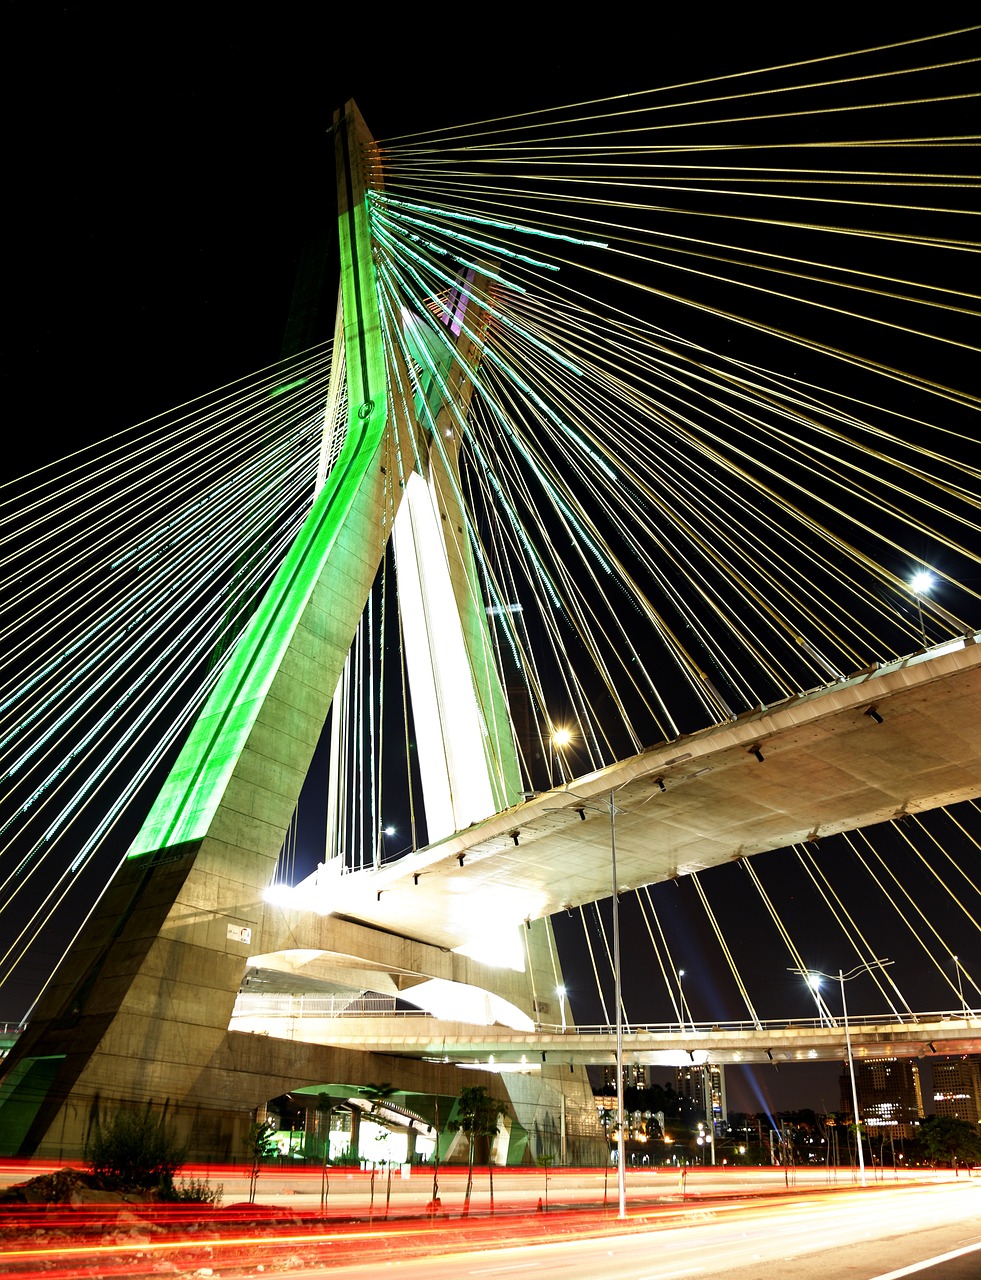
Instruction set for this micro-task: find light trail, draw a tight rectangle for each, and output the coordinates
[1,1170,978,1279]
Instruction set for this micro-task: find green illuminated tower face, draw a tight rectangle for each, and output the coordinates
[0,100,534,1168]
[129,99,520,863]
[128,104,394,859]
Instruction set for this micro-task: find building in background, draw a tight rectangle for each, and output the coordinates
[600,1065,649,1090]
[842,1057,924,1140]
[932,1056,981,1127]
[676,1063,728,1132]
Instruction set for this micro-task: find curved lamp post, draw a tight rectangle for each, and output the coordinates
[569,786,627,1219]
[792,958,893,1188]
[549,727,573,786]
[910,571,933,648]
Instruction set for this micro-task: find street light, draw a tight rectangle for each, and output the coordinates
[549,727,573,785]
[909,571,933,647]
[556,984,567,1033]
[609,788,627,1220]
[804,971,836,1027]
[677,969,694,1033]
[953,956,967,1017]
[792,959,893,1189]
[376,825,397,870]
[569,787,628,1219]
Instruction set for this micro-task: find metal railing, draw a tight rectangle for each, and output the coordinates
[232,992,420,1019]
[230,991,977,1033]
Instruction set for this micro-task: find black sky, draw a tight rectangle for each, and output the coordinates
[10,10,969,451]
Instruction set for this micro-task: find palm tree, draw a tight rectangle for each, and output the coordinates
[359,1081,399,1114]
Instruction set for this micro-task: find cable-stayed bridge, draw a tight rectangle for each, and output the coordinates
[1,30,980,1163]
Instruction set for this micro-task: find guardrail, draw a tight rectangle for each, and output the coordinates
[230,992,977,1034]
[233,993,426,1018]
[565,1009,980,1035]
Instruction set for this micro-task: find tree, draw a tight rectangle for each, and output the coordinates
[450,1085,506,1215]
[919,1117,981,1173]
[597,1107,615,1204]
[430,1093,442,1211]
[359,1081,398,1114]
[245,1118,278,1205]
[315,1093,335,1211]
[661,1081,682,1118]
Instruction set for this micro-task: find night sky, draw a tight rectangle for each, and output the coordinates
[11,10,970,448]
[5,11,979,1114]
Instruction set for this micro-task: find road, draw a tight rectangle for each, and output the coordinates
[10,1158,926,1214]
[285,1181,981,1280]
[146,1161,980,1214]
[1,1163,979,1278]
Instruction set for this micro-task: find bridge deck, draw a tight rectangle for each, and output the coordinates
[302,636,981,950]
[227,1011,981,1066]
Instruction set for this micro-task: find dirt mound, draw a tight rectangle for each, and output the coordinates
[0,1167,161,1206]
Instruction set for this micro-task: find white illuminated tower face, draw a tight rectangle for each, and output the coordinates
[393,468,499,839]
[383,288,523,845]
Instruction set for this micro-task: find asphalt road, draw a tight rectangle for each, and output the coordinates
[173,1161,973,1215]
[2,1163,979,1278]
[282,1181,981,1279]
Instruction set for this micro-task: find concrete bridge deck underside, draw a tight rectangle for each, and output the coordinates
[300,637,981,950]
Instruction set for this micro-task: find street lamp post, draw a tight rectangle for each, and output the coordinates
[837,968,866,1188]
[678,969,694,1033]
[609,788,627,1220]
[568,786,627,1218]
[556,984,568,1033]
[549,727,572,786]
[953,956,967,1017]
[910,571,933,648]
[793,959,893,1189]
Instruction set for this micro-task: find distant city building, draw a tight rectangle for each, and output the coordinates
[932,1056,981,1127]
[601,1064,649,1090]
[598,1062,728,1133]
[841,1057,924,1139]
[676,1063,728,1131]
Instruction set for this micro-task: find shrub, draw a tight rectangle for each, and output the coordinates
[330,1147,361,1167]
[169,1177,223,1205]
[86,1102,188,1194]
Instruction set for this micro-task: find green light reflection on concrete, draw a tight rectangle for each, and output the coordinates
[129,174,387,858]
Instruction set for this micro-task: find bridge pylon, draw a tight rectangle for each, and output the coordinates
[0,101,601,1167]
